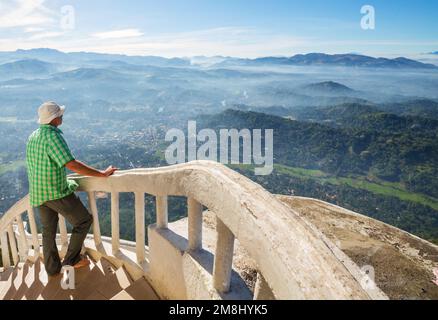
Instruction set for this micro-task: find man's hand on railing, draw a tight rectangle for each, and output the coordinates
[66,160,118,177]
[102,165,119,177]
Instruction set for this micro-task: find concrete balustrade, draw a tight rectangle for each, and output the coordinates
[7,224,18,265]
[111,192,120,254]
[187,198,203,251]
[27,207,40,258]
[135,192,146,263]
[15,215,28,261]
[1,231,10,268]
[87,191,102,246]
[156,196,168,229]
[0,161,388,300]
[213,217,235,293]
[254,272,275,300]
[58,215,68,257]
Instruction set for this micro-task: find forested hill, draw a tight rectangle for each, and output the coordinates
[289,103,438,133]
[199,109,438,198]
[197,109,438,243]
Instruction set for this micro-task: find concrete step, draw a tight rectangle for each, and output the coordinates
[0,254,159,300]
[21,259,48,300]
[37,273,64,300]
[71,257,116,300]
[2,263,26,300]
[0,268,15,299]
[83,290,108,300]
[13,261,36,300]
[52,257,98,300]
[37,255,98,300]
[111,278,160,300]
[92,265,133,299]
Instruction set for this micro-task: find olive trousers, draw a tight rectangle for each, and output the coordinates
[35,192,92,275]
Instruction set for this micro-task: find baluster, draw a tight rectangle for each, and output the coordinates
[111,192,120,254]
[27,207,40,258]
[254,272,275,300]
[135,192,145,263]
[58,215,68,257]
[87,191,102,246]
[16,215,29,261]
[187,198,203,251]
[7,224,19,265]
[213,217,235,293]
[156,196,168,229]
[1,230,11,268]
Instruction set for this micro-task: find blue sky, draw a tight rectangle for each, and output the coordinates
[0,0,437,59]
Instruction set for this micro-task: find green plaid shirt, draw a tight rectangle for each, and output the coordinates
[26,124,78,207]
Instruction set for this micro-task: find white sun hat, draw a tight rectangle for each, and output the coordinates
[38,101,66,124]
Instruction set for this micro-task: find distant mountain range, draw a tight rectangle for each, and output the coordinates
[300,81,356,95]
[0,59,59,77]
[0,49,437,70]
[214,53,438,69]
[0,48,190,67]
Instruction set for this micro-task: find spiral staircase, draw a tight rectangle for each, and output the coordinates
[0,161,389,300]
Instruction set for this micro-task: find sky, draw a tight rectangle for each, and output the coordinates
[0,0,437,60]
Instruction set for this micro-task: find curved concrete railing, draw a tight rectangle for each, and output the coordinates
[0,161,387,300]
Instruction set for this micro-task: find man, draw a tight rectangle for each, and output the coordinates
[26,101,118,276]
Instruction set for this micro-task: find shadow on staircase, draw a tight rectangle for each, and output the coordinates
[0,255,159,300]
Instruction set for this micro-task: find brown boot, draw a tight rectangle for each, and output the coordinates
[73,257,91,269]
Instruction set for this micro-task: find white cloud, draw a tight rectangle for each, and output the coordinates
[83,27,307,58]
[91,29,144,40]
[1,24,436,59]
[0,0,55,28]
[24,27,45,33]
[0,27,309,57]
[28,31,65,40]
